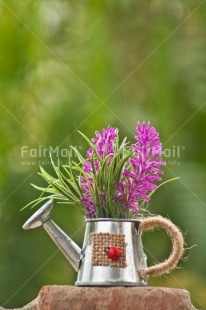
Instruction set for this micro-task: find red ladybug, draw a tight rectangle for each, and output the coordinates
[105,247,122,261]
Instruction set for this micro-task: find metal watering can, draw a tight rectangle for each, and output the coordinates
[23,199,184,286]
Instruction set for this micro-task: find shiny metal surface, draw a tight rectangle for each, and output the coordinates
[22,199,81,272]
[76,219,147,286]
[23,202,147,286]
[43,220,81,272]
[23,199,54,229]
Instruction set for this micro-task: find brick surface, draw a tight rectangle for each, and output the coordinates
[2,286,198,310]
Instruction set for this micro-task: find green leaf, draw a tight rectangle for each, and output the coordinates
[78,130,102,161]
[31,184,57,194]
[39,169,77,202]
[70,145,85,163]
[148,177,180,198]
[113,150,134,184]
[21,195,57,211]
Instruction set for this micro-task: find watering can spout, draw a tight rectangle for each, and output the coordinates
[23,199,81,272]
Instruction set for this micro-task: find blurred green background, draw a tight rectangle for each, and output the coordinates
[0,0,206,308]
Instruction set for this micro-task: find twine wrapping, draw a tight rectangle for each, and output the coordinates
[91,232,127,268]
[140,216,184,279]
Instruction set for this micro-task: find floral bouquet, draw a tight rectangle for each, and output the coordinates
[24,122,177,218]
[23,122,185,283]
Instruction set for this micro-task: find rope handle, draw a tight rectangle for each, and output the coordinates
[139,216,184,279]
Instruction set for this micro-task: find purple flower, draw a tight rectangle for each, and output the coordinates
[81,176,94,192]
[82,194,96,217]
[86,126,118,161]
[83,161,92,174]
[81,122,166,217]
[115,122,166,214]
[81,126,118,215]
